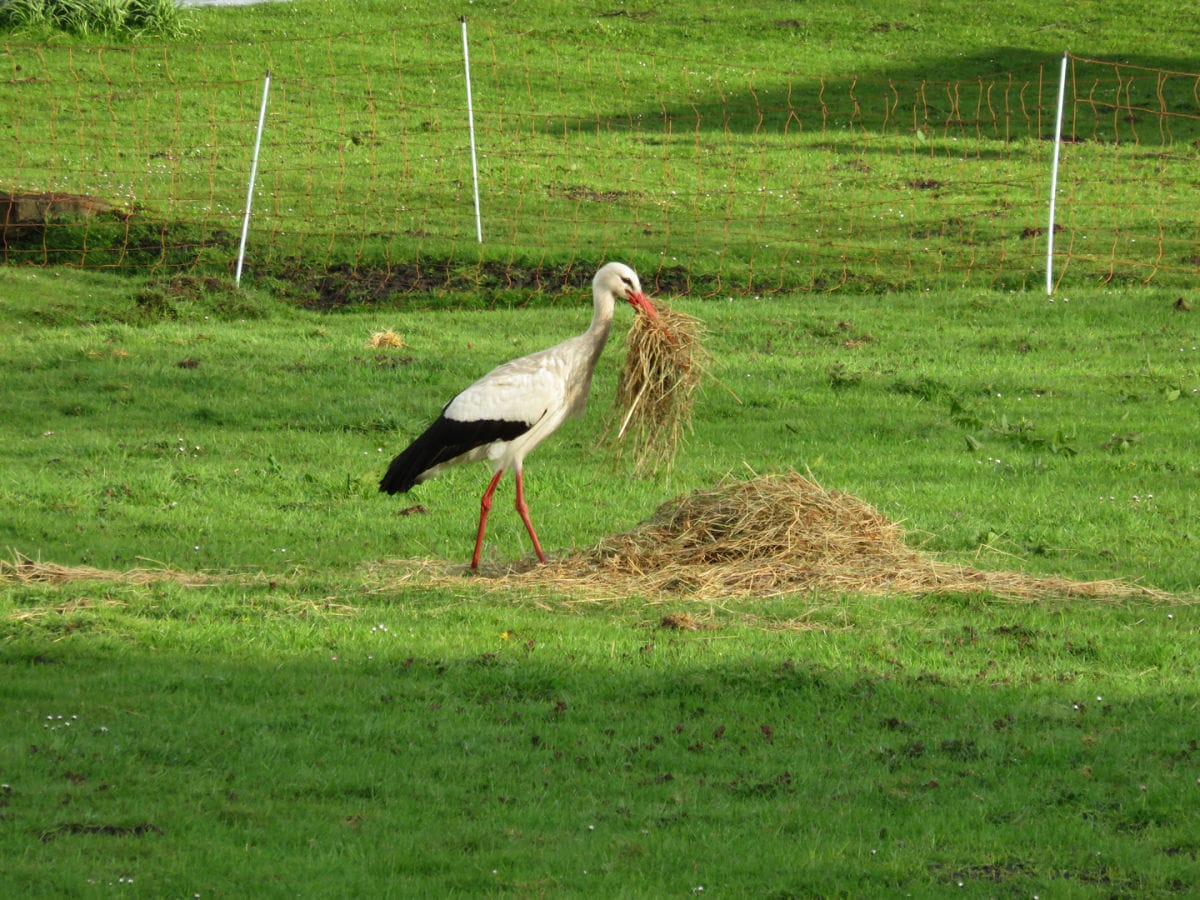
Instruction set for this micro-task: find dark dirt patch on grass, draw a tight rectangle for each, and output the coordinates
[288,260,699,310]
[41,822,163,842]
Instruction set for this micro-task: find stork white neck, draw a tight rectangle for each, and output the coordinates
[585,260,649,347]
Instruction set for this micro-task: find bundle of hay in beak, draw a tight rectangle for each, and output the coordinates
[603,300,707,473]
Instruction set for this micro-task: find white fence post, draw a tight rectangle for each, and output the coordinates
[236,69,271,287]
[461,16,484,244]
[1046,52,1068,295]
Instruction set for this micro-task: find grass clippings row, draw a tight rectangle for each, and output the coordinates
[0,553,216,588]
[7,472,1175,607]
[413,471,1173,603]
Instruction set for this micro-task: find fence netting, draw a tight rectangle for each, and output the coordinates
[2,23,1198,297]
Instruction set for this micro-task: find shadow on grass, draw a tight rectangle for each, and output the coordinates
[2,616,1198,894]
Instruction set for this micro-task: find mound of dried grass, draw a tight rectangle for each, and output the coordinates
[456,471,1169,602]
[581,471,920,595]
[367,329,405,349]
[603,301,707,473]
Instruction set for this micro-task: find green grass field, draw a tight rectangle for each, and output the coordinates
[4,0,1200,291]
[2,1,1199,896]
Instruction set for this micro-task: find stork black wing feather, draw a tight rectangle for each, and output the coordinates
[379,414,531,494]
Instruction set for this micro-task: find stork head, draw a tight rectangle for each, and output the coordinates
[595,261,659,320]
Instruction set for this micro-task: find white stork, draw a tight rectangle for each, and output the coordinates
[379,261,659,569]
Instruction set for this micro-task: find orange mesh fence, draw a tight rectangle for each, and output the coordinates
[1053,55,1200,289]
[2,28,1197,295]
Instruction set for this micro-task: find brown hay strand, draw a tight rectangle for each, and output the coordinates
[411,471,1174,603]
[603,301,707,473]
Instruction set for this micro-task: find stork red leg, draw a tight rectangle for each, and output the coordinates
[471,469,506,570]
[514,469,548,565]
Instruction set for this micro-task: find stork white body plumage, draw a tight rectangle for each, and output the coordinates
[380,262,658,569]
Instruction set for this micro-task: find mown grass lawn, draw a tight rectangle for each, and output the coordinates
[1,264,1198,896]
[3,574,1198,896]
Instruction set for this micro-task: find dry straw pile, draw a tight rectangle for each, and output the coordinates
[367,329,405,349]
[473,471,1166,601]
[603,301,707,473]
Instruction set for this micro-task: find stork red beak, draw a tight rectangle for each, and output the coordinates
[629,291,660,322]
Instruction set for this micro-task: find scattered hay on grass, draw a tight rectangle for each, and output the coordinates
[1,553,360,620]
[6,595,130,623]
[419,470,1171,603]
[603,300,707,473]
[1,552,215,588]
